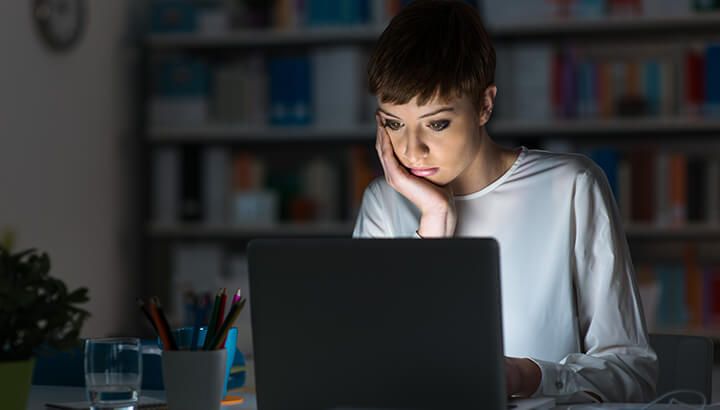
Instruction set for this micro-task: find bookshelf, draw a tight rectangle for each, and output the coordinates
[149,118,720,143]
[142,1,720,341]
[146,12,720,49]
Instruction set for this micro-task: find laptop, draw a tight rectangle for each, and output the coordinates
[247,238,506,410]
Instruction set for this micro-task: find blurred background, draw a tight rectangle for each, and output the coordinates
[1,0,719,378]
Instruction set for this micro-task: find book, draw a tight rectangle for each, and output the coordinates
[668,153,688,226]
[512,44,553,120]
[179,146,203,222]
[152,147,180,225]
[312,47,363,128]
[150,57,210,127]
[707,157,720,224]
[705,44,720,116]
[654,152,670,226]
[686,156,708,222]
[630,150,656,223]
[202,147,230,225]
[684,47,705,116]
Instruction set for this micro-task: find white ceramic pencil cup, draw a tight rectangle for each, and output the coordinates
[161,349,227,410]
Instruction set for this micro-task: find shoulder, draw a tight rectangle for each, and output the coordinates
[518,148,605,185]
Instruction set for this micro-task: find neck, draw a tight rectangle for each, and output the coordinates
[450,128,517,196]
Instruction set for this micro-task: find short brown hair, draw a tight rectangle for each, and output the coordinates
[367,0,496,111]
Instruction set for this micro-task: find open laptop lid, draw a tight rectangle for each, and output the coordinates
[248,238,506,410]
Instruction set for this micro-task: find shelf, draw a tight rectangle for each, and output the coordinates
[653,326,720,340]
[149,124,376,143]
[489,12,720,41]
[148,118,720,143]
[488,117,720,138]
[147,13,720,49]
[149,222,355,238]
[625,225,720,241]
[147,26,383,49]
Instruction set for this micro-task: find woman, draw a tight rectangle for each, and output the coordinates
[352,0,657,403]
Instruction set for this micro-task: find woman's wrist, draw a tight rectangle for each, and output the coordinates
[418,207,454,237]
[518,358,542,397]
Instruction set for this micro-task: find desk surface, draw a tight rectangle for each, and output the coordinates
[27,386,257,410]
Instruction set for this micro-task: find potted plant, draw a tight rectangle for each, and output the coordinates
[0,232,90,409]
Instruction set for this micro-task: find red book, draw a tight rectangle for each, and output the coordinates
[704,267,720,327]
[685,48,706,115]
[684,247,703,327]
[668,154,688,226]
[630,150,656,223]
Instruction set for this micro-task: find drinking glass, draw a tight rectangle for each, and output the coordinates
[84,337,142,409]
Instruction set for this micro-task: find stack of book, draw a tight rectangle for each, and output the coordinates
[583,147,720,227]
[149,47,371,129]
[494,42,720,121]
[637,259,720,332]
[151,145,380,226]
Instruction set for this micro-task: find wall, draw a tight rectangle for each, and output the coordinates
[0,1,139,337]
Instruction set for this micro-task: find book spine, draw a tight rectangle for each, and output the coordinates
[180,146,203,222]
[668,153,688,226]
[631,150,656,223]
[705,44,720,116]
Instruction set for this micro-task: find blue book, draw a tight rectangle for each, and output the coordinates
[705,44,720,116]
[268,58,289,125]
[288,57,312,125]
[644,61,661,116]
[154,57,210,97]
[655,265,689,328]
[587,147,619,200]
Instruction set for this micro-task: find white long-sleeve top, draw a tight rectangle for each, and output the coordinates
[352,147,658,403]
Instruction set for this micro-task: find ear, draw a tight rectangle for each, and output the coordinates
[477,85,497,126]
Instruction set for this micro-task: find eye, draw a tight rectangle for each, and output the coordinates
[428,120,450,131]
[383,119,403,131]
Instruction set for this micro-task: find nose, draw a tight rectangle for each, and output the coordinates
[400,129,429,164]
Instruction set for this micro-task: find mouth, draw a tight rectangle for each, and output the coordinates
[409,167,439,177]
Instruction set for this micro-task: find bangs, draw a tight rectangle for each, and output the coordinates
[367,0,495,109]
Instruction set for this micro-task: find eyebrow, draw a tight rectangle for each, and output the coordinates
[377,107,455,120]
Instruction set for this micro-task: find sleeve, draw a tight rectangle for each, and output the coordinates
[352,179,392,238]
[532,164,658,403]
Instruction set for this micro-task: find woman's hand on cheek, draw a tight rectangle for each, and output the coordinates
[375,115,456,237]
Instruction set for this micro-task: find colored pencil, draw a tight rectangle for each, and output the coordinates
[136,297,158,332]
[232,288,242,304]
[211,298,246,350]
[203,289,223,350]
[148,298,177,350]
[217,288,227,335]
[190,295,202,351]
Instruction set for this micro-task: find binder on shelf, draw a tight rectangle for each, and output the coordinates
[705,44,720,116]
[152,147,180,225]
[180,146,203,222]
[312,47,363,128]
[150,57,210,126]
[202,147,230,225]
[268,56,312,126]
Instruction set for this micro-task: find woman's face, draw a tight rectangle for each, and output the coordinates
[377,93,483,187]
